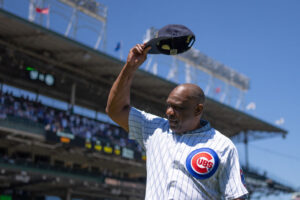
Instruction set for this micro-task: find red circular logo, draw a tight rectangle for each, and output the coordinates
[186,148,219,179]
[191,152,215,175]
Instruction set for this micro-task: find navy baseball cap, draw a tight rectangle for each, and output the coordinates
[146,24,195,55]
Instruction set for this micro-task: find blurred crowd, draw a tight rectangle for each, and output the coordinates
[0,152,145,184]
[0,90,143,153]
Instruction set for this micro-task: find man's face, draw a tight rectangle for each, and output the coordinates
[165,86,200,134]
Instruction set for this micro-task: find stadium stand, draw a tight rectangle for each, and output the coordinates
[0,89,144,155]
[0,87,295,199]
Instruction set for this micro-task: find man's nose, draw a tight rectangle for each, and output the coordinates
[166,106,174,117]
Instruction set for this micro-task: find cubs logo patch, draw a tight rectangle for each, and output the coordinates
[186,148,219,179]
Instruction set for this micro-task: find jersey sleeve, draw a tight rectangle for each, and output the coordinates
[218,145,248,200]
[128,107,165,150]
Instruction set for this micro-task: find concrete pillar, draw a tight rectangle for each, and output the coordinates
[66,189,72,200]
[244,131,249,171]
[70,82,76,112]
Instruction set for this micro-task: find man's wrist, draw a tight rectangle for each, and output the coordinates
[123,62,139,74]
[125,61,140,68]
[118,63,138,82]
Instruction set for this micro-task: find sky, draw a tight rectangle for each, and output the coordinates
[2,0,300,199]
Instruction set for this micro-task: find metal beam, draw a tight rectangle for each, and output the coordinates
[58,0,107,22]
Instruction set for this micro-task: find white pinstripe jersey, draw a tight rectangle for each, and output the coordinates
[129,107,248,200]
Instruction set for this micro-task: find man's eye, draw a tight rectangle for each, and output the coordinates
[174,106,184,110]
[166,104,184,111]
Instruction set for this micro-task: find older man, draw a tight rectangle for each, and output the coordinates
[106,43,248,200]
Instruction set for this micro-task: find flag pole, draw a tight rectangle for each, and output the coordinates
[46,4,50,28]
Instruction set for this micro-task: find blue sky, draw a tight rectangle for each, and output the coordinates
[100,1,300,198]
[2,0,300,199]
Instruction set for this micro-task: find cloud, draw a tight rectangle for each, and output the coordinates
[275,117,285,125]
[246,102,256,110]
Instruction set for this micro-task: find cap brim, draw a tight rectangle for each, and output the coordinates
[145,37,170,54]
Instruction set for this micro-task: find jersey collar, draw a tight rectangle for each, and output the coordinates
[189,120,211,134]
[176,120,211,136]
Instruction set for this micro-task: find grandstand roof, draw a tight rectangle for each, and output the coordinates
[0,9,287,141]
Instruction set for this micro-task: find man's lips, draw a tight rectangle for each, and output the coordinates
[168,119,178,126]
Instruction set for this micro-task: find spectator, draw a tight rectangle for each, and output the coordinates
[0,89,144,155]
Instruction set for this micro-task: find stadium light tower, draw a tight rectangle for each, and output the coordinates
[59,0,107,50]
[28,0,107,51]
[175,48,249,109]
[143,27,250,110]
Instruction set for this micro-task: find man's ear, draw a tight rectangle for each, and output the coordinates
[194,104,203,116]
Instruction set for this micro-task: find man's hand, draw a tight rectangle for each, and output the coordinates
[126,43,151,70]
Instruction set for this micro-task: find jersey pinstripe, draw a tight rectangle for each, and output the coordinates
[129,107,248,200]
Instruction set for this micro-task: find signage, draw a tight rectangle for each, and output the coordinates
[122,148,134,159]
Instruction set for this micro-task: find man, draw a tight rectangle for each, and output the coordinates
[106,43,248,200]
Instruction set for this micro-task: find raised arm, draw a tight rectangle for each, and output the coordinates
[106,44,151,132]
